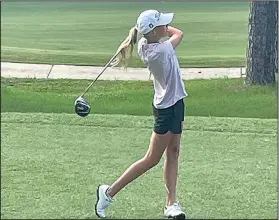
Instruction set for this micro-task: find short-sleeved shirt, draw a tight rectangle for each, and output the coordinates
[137,37,188,109]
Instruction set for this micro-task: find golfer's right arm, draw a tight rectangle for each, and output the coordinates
[167,26,183,49]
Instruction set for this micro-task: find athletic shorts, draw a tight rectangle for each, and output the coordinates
[152,98,185,134]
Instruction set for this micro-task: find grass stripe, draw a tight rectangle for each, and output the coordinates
[1,113,277,135]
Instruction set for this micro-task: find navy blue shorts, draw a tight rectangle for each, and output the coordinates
[152,99,185,134]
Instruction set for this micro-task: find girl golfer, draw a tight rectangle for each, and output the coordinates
[95,9,188,219]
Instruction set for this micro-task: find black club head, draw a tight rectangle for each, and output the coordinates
[74,96,91,117]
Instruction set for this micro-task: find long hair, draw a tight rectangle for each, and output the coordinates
[110,27,139,68]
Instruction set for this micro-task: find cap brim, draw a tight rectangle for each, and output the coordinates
[158,12,174,26]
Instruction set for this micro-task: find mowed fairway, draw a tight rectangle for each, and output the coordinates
[1,2,249,67]
[1,113,277,219]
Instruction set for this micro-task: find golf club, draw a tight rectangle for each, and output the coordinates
[74,48,122,117]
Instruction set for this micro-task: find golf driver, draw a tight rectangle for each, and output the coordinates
[74,49,122,117]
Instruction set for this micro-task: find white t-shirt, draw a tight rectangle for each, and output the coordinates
[137,37,188,109]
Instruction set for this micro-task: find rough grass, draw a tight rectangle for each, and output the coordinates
[1,77,277,119]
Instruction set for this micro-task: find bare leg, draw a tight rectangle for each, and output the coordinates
[164,131,182,206]
[107,131,173,198]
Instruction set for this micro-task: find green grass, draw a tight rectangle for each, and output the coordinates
[1,113,277,219]
[1,2,249,67]
[1,77,277,119]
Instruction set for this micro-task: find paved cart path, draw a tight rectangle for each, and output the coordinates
[1,62,246,81]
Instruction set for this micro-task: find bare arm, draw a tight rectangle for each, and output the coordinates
[167,26,183,49]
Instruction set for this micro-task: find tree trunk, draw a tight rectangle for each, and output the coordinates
[245,1,278,85]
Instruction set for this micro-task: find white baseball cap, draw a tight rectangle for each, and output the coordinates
[136,9,174,35]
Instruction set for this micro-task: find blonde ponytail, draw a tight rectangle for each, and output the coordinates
[110,27,139,68]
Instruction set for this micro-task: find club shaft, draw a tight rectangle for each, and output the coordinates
[80,50,121,97]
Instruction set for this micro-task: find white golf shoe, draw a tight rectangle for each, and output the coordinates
[95,185,113,218]
[164,202,186,219]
